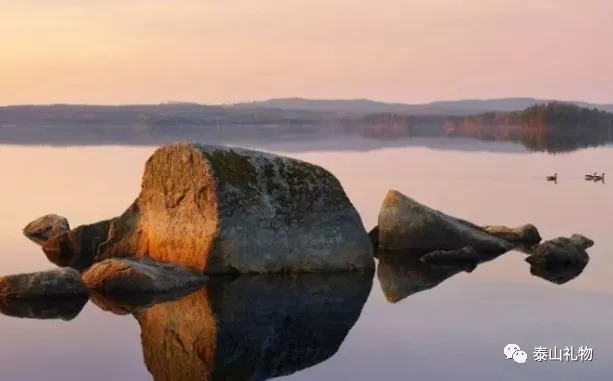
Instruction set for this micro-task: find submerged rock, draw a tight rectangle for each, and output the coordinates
[377,190,513,253]
[482,224,542,246]
[420,246,482,268]
[0,295,88,320]
[0,268,87,299]
[96,143,374,274]
[82,258,207,295]
[23,214,70,245]
[135,273,372,381]
[525,234,593,267]
[42,219,114,271]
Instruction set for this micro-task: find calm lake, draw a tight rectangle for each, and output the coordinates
[0,138,612,380]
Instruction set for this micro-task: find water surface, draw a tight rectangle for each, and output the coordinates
[0,139,611,380]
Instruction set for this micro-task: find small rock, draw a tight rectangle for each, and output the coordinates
[42,219,114,271]
[82,257,207,294]
[23,214,70,245]
[482,224,542,246]
[525,235,592,267]
[0,268,87,299]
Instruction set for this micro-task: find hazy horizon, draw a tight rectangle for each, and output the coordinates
[2,1,613,105]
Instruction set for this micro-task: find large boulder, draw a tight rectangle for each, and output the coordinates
[0,268,87,299]
[96,143,374,274]
[42,219,114,271]
[525,234,593,267]
[377,190,513,253]
[23,214,70,245]
[482,224,542,246]
[82,257,207,295]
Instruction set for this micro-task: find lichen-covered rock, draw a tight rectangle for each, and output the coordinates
[525,235,592,267]
[0,268,87,299]
[135,273,372,381]
[377,190,513,253]
[97,143,374,274]
[42,219,114,271]
[82,258,207,294]
[23,214,70,245]
[482,224,542,246]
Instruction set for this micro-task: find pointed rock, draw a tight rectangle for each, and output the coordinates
[377,190,513,253]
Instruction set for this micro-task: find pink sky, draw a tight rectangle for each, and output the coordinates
[1,0,612,105]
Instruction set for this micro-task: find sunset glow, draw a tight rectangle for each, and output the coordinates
[1,0,612,105]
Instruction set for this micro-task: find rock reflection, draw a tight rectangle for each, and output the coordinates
[528,261,588,285]
[0,296,88,320]
[377,250,478,303]
[128,273,372,381]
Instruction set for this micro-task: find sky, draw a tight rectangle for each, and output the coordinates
[1,0,612,105]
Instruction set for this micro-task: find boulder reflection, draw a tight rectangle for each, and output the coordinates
[130,273,372,381]
[377,250,477,303]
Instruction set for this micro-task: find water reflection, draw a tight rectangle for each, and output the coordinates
[0,295,88,320]
[528,261,588,285]
[125,273,372,381]
[377,251,476,303]
[377,245,592,303]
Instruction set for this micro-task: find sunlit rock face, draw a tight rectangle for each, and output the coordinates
[482,224,542,247]
[135,273,372,381]
[377,190,513,253]
[42,219,115,271]
[82,258,207,295]
[91,143,374,274]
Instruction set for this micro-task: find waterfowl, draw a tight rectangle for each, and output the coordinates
[585,172,596,180]
[546,173,558,182]
[593,173,605,182]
